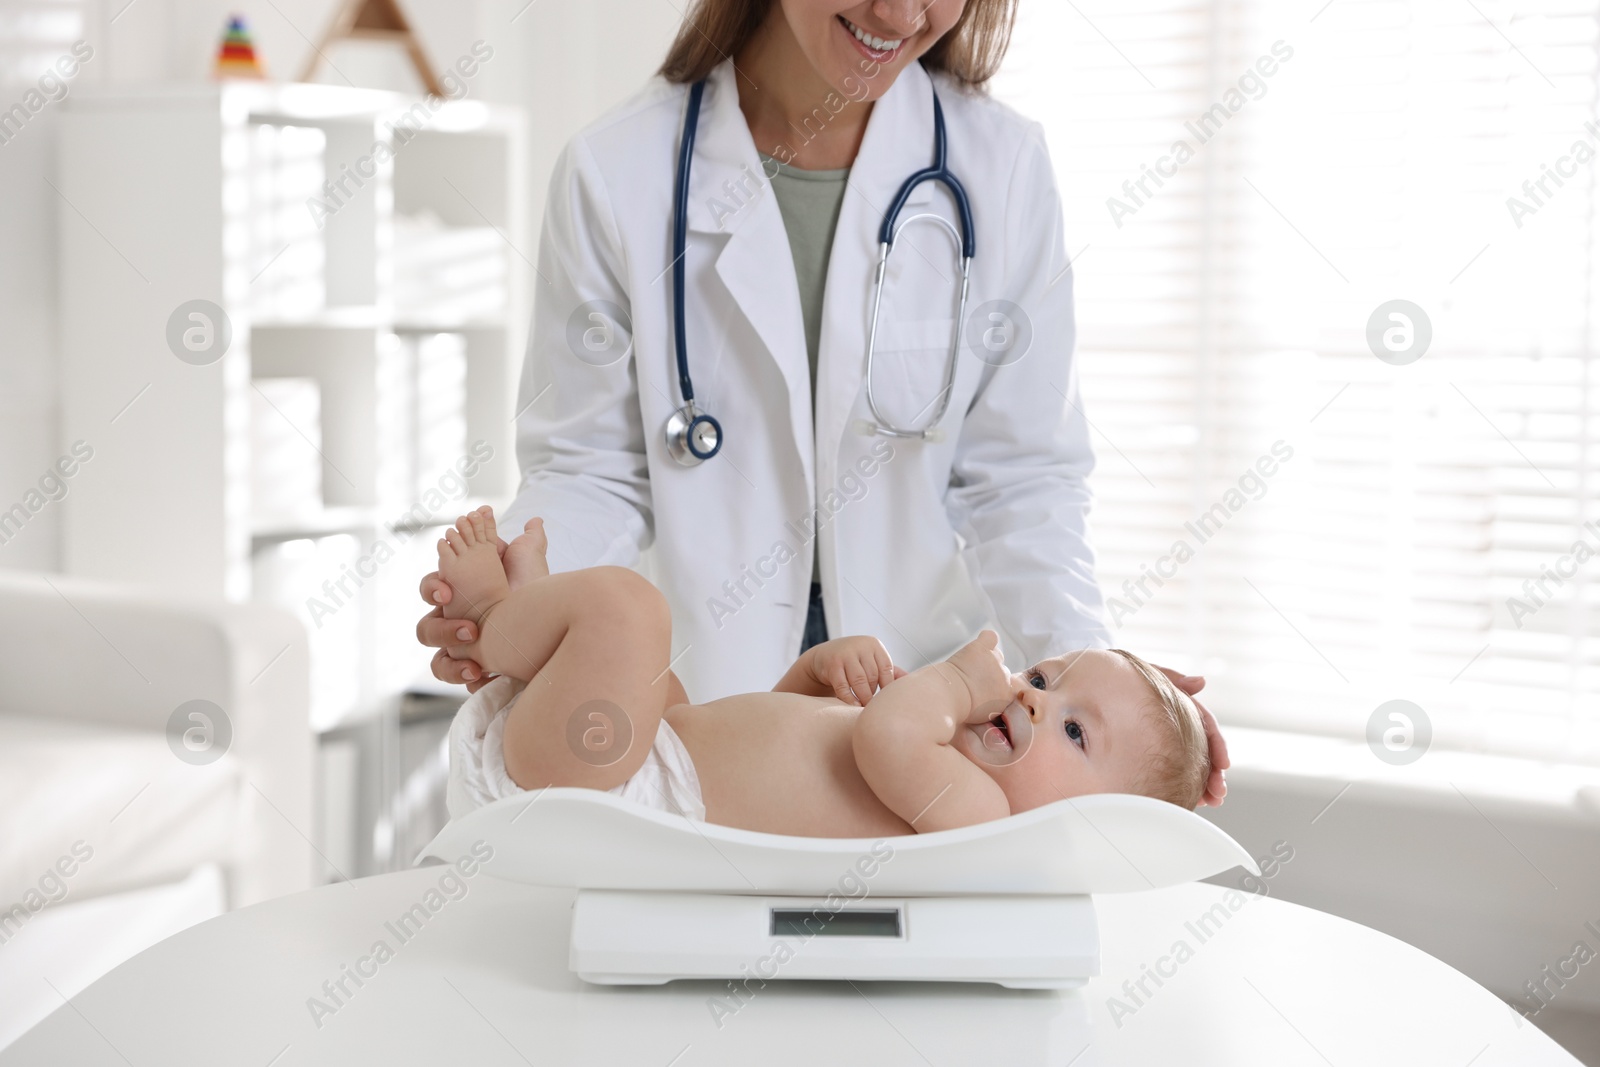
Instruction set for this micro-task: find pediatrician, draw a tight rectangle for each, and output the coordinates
[417,0,1228,804]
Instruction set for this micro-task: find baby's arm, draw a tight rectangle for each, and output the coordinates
[772,650,832,697]
[773,636,902,706]
[851,631,1012,832]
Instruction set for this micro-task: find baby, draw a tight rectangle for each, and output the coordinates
[439,507,1210,837]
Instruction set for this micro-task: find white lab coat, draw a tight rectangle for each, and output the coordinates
[501,58,1110,702]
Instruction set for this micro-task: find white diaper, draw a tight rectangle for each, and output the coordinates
[446,675,705,822]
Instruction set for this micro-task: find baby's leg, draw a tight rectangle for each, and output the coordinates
[442,522,673,793]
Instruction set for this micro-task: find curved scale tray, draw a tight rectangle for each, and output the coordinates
[417,789,1258,895]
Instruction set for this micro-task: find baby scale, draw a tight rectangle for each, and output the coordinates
[419,790,1257,990]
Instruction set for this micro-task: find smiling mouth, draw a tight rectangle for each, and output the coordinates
[838,15,906,59]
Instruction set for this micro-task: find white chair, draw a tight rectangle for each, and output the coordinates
[0,569,314,1049]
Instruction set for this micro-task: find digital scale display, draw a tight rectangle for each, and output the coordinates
[770,907,903,938]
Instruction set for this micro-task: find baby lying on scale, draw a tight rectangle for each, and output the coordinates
[441,506,1210,836]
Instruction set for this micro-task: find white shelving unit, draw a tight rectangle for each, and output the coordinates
[57,82,529,733]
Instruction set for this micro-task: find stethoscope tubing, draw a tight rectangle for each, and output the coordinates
[667,79,723,463]
[673,79,706,407]
[877,91,975,260]
[667,69,972,462]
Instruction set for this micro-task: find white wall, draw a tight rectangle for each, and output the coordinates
[0,0,678,573]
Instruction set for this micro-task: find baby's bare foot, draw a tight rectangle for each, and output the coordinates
[437,506,510,627]
[503,517,550,590]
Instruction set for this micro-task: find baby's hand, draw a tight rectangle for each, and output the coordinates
[942,630,1016,723]
[809,636,906,706]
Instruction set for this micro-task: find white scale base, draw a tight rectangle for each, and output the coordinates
[420,788,1258,990]
[571,889,1099,989]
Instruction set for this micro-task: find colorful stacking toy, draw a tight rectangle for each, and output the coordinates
[214,15,267,79]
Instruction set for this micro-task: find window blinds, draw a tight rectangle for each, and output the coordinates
[0,0,83,84]
[994,0,1599,763]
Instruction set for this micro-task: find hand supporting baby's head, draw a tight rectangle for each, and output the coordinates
[1105,649,1210,810]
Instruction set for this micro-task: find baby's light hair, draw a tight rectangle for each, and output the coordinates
[1108,649,1210,810]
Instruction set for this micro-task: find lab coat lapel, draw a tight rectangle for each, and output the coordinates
[677,61,941,493]
[685,61,813,480]
[816,62,937,465]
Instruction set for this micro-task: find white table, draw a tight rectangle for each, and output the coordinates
[2,868,1575,1066]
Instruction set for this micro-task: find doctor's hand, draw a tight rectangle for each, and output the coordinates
[1156,665,1230,807]
[417,542,507,693]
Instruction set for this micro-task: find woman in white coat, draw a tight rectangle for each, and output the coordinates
[418,0,1228,804]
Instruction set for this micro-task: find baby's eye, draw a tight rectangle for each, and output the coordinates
[1028,669,1047,691]
[1064,719,1085,748]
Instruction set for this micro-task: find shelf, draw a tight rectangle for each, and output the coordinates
[60,80,527,733]
[248,311,510,332]
[252,506,381,545]
[250,496,501,547]
[389,496,500,533]
[67,82,522,137]
[251,308,387,330]
[393,318,509,332]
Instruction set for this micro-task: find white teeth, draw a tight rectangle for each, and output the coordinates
[842,17,902,52]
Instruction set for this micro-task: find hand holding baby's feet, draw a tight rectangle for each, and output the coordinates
[942,630,1016,724]
[436,506,511,627]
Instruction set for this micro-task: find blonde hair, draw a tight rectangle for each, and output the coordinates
[1109,649,1210,810]
[658,0,1020,89]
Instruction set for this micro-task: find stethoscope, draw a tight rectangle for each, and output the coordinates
[665,73,975,467]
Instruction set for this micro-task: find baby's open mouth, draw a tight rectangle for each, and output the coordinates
[979,709,1013,750]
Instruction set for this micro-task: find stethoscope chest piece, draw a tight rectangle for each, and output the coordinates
[665,401,722,465]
